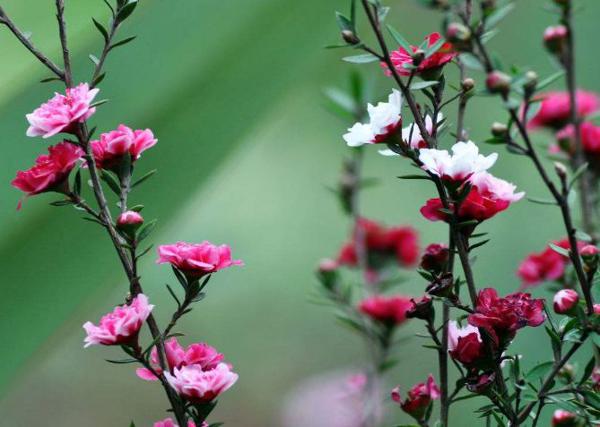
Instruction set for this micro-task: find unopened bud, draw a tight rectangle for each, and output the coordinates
[523,71,538,97]
[317,258,339,290]
[116,210,144,233]
[580,244,599,272]
[461,78,475,92]
[544,25,568,55]
[485,71,511,94]
[446,22,471,43]
[552,409,579,427]
[553,289,579,315]
[491,122,508,138]
[411,49,426,67]
[342,30,360,45]
[554,161,568,179]
[557,363,576,383]
[406,296,434,322]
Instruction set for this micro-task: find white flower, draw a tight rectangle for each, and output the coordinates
[469,172,525,202]
[342,89,402,147]
[447,320,481,352]
[379,113,443,156]
[419,140,498,181]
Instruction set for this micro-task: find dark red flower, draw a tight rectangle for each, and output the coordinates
[420,243,449,273]
[468,288,545,346]
[450,333,484,367]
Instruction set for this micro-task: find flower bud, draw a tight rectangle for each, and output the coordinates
[553,289,579,315]
[445,23,471,48]
[466,372,495,394]
[341,30,360,45]
[554,161,568,180]
[581,244,599,272]
[406,296,434,322]
[523,71,538,97]
[485,71,511,94]
[411,49,426,67]
[491,122,508,138]
[594,304,600,315]
[117,210,144,233]
[420,243,449,274]
[316,258,339,290]
[544,25,568,55]
[557,363,576,383]
[461,78,475,92]
[552,409,578,427]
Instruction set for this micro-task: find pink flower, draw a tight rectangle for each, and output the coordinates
[90,124,157,170]
[153,419,203,427]
[26,83,99,138]
[117,210,144,230]
[378,114,444,156]
[556,122,600,154]
[527,91,599,129]
[383,33,456,78]
[358,295,413,326]
[165,363,238,403]
[552,409,578,427]
[136,338,224,381]
[544,25,568,54]
[157,241,243,280]
[12,141,83,196]
[419,141,498,183]
[517,239,577,288]
[468,288,545,346]
[553,289,579,315]
[594,304,600,315]
[391,375,441,421]
[83,293,153,348]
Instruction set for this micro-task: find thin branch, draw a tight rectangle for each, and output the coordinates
[0,5,64,79]
[54,0,72,87]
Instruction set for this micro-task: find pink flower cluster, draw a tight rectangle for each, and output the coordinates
[83,294,153,348]
[157,241,243,280]
[26,83,99,138]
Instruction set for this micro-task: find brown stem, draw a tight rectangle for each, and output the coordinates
[0,5,64,79]
[92,17,120,86]
[54,0,72,87]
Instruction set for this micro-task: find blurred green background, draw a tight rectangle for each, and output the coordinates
[0,0,599,425]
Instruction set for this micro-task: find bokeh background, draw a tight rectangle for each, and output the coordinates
[1,0,599,425]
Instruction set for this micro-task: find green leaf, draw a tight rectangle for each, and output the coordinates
[409,80,439,91]
[109,36,137,52]
[335,11,353,32]
[549,242,570,257]
[89,54,100,66]
[132,169,157,188]
[342,54,378,64]
[100,170,121,196]
[537,71,566,91]
[484,3,515,31]
[575,230,593,242]
[469,239,490,251]
[568,162,588,191]
[424,36,446,59]
[92,18,109,43]
[397,174,432,180]
[579,356,596,385]
[137,219,157,242]
[459,53,484,71]
[525,361,554,381]
[386,25,412,53]
[116,0,138,23]
[527,196,557,206]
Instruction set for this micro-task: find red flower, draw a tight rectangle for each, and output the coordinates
[468,288,545,346]
[391,375,441,421]
[517,239,582,288]
[527,90,599,130]
[383,33,456,78]
[12,141,83,197]
[420,243,449,273]
[336,218,420,271]
[450,333,485,367]
[556,121,600,154]
[358,295,413,326]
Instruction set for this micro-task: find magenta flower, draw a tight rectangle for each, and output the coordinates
[165,363,238,403]
[527,90,599,130]
[136,338,224,381]
[553,289,579,315]
[391,375,441,421]
[358,295,413,326]
[154,419,203,427]
[157,241,243,280]
[12,141,83,196]
[26,83,99,138]
[83,293,153,348]
[90,124,157,170]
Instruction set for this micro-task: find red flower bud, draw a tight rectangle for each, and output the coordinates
[552,409,578,427]
[466,372,495,394]
[485,71,511,94]
[392,375,440,421]
[406,296,434,322]
[553,289,579,315]
[426,273,454,298]
[420,243,449,273]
